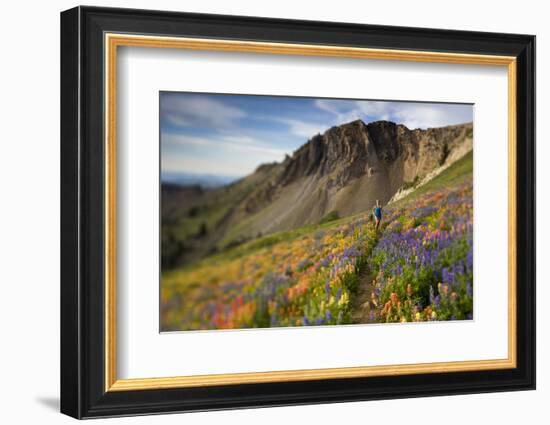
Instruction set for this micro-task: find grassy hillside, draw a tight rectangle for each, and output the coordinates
[178,151,473,268]
[161,170,275,267]
[394,150,473,205]
[161,153,473,331]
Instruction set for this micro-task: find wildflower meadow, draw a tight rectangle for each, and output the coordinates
[161,168,473,331]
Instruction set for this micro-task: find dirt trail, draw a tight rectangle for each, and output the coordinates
[351,267,376,323]
[350,222,386,323]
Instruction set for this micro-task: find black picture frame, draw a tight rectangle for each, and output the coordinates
[61,5,535,419]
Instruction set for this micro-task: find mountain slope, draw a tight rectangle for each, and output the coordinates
[162,119,473,267]
[161,153,474,331]
[390,150,473,206]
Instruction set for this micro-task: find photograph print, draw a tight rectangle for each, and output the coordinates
[160,92,474,332]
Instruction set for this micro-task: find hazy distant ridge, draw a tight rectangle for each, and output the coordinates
[161,171,241,188]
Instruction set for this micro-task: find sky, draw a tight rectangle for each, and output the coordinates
[160,92,473,180]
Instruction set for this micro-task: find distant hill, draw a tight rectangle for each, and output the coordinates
[162,119,473,267]
[161,171,241,188]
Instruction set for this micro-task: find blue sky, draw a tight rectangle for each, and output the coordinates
[160,92,472,179]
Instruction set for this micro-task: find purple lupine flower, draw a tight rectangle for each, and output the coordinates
[317,257,331,269]
[297,258,312,270]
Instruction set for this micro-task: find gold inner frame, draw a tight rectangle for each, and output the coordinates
[104,33,517,392]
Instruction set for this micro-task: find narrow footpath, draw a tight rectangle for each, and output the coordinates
[351,267,377,323]
[350,223,383,324]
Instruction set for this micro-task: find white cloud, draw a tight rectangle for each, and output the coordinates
[161,94,246,129]
[315,98,471,130]
[391,103,471,129]
[163,133,287,157]
[162,133,288,176]
[162,155,245,177]
[314,99,363,124]
[276,118,331,139]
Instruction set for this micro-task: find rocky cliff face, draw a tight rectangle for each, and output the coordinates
[231,120,472,234]
[162,119,473,263]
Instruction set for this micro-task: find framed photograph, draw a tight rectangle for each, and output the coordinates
[60,6,535,419]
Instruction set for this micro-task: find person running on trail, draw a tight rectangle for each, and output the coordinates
[372,200,382,231]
